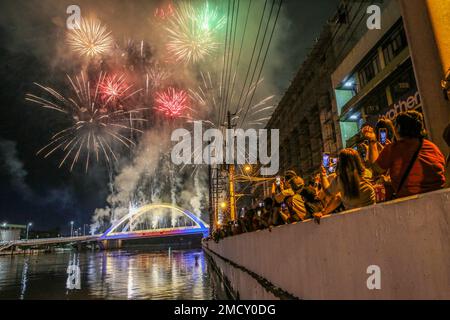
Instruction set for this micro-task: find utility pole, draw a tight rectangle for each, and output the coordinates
[227,111,237,221]
[208,147,213,235]
[215,166,220,228]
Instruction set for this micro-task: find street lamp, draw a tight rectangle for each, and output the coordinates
[70,221,74,237]
[2,222,7,228]
[244,165,252,173]
[26,222,32,240]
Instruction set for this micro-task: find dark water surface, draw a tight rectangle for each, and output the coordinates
[0,249,224,300]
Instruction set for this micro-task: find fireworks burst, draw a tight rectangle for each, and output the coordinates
[154,3,175,20]
[100,73,139,104]
[145,63,171,91]
[165,2,226,64]
[189,72,275,127]
[155,87,190,118]
[25,72,146,172]
[67,19,114,58]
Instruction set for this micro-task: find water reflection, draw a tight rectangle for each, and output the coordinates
[19,257,29,300]
[0,249,217,300]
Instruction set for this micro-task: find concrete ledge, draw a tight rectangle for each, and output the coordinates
[203,189,450,299]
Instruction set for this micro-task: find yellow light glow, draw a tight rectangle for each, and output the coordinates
[426,0,450,72]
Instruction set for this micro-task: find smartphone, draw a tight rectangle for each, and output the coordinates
[329,158,337,173]
[358,143,367,160]
[322,153,330,169]
[379,128,388,145]
[276,176,281,186]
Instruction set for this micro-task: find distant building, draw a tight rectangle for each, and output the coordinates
[266,24,336,178]
[266,1,372,178]
[0,224,26,241]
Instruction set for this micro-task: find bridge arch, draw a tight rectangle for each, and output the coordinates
[100,203,209,240]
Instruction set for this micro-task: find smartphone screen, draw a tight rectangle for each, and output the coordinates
[358,144,367,160]
[276,176,281,186]
[379,128,387,145]
[322,153,330,169]
[329,157,337,173]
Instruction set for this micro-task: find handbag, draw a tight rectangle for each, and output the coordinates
[392,139,423,199]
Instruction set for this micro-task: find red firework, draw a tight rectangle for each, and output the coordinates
[154,3,175,20]
[99,74,133,104]
[155,87,189,118]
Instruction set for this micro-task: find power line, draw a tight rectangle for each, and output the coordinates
[222,0,239,125]
[229,0,253,115]
[219,0,233,126]
[233,0,271,125]
[239,0,282,128]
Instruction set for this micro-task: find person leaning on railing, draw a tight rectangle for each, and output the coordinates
[362,111,446,199]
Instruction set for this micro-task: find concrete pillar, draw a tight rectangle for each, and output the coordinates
[399,0,450,152]
[426,1,450,73]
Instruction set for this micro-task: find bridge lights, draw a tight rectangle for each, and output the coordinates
[26,222,32,240]
[70,221,74,237]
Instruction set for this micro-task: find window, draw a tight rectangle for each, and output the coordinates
[382,24,408,65]
[358,53,381,89]
[389,66,416,102]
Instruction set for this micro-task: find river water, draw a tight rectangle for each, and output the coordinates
[0,248,225,300]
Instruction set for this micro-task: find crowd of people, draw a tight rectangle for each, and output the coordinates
[209,110,450,243]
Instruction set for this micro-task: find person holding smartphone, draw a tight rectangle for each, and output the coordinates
[375,117,395,146]
[362,111,446,198]
[315,148,376,222]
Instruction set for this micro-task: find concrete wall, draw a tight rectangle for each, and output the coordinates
[204,189,450,300]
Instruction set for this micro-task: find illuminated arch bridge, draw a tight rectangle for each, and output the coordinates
[99,204,209,240]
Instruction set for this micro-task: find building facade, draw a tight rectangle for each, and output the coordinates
[267,0,450,179]
[0,224,26,241]
[266,0,379,178]
[332,0,419,148]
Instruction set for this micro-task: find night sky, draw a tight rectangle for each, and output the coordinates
[0,0,339,234]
